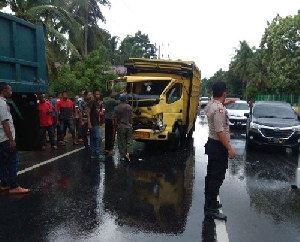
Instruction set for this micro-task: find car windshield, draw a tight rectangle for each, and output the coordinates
[253,105,295,119]
[226,103,249,110]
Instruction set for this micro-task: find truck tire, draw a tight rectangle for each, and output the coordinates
[168,128,181,151]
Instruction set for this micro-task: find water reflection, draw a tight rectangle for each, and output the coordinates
[244,149,300,225]
[202,217,216,242]
[103,139,195,234]
[0,153,101,241]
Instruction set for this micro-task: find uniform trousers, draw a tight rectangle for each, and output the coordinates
[204,138,228,207]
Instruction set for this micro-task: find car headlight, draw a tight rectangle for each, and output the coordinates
[292,125,300,131]
[250,122,261,129]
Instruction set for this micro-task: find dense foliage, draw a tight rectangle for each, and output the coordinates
[1,2,299,98]
[201,11,300,99]
[0,0,156,96]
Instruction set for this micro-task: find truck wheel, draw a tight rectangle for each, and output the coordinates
[168,128,181,151]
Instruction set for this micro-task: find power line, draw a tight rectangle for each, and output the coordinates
[119,0,149,32]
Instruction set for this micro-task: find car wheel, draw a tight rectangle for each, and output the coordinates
[246,135,254,151]
[292,146,300,154]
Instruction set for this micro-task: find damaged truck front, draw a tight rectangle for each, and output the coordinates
[122,58,201,150]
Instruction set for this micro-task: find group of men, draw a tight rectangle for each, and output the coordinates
[1,78,233,222]
[38,89,109,161]
[0,81,134,195]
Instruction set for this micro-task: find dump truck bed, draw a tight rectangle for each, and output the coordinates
[0,12,48,93]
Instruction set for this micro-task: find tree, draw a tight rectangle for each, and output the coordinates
[260,12,300,94]
[245,49,269,98]
[68,0,111,56]
[1,0,81,82]
[50,46,117,97]
[229,41,254,95]
[201,69,228,96]
[118,31,157,64]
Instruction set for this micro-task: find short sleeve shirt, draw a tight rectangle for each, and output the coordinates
[205,99,230,141]
[38,101,53,127]
[103,97,119,119]
[0,97,15,142]
[114,104,132,129]
[88,100,101,127]
[79,99,89,122]
[51,98,58,117]
[56,99,74,121]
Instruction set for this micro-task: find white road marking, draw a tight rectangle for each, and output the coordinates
[17,147,85,175]
[215,196,230,242]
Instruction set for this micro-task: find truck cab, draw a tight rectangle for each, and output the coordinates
[118,58,201,150]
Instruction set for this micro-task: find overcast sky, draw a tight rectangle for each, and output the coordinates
[2,1,299,78]
[100,0,300,78]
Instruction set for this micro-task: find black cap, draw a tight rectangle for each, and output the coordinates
[212,81,226,93]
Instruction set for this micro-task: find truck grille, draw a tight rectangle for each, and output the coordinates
[259,128,294,138]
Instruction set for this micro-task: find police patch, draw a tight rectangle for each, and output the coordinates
[219,108,224,113]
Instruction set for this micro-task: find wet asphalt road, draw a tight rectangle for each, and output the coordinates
[1,117,300,242]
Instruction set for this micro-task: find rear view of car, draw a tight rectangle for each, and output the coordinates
[246,101,300,153]
[199,97,209,109]
[226,100,249,127]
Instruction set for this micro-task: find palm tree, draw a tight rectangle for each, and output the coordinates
[68,0,111,56]
[1,0,81,80]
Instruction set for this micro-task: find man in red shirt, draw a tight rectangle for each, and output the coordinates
[37,93,57,150]
[56,91,78,145]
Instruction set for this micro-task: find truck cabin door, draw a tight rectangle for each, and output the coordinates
[165,83,183,111]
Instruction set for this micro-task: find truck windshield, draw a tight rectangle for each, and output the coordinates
[129,80,170,96]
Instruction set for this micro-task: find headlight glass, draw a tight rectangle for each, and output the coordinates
[250,122,260,129]
[292,125,300,131]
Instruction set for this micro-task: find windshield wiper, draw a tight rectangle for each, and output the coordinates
[281,117,294,119]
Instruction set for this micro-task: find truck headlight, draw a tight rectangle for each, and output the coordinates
[157,119,165,131]
[292,125,300,131]
[250,122,261,129]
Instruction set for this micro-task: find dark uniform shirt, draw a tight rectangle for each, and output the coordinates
[205,99,230,141]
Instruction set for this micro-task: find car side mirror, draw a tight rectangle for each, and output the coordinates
[298,115,300,121]
[244,113,250,118]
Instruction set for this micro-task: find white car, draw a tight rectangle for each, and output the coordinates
[226,100,250,127]
[199,96,209,108]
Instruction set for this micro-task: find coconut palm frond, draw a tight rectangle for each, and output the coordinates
[46,25,81,58]
[28,5,81,30]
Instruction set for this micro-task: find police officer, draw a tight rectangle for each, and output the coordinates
[204,81,236,221]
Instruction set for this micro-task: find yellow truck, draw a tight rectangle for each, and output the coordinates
[119,58,201,150]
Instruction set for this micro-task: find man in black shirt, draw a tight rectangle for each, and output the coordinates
[87,90,104,161]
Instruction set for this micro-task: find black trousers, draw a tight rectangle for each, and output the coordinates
[81,122,89,147]
[105,118,114,151]
[204,138,228,207]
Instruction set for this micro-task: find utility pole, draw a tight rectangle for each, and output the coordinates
[158,45,161,59]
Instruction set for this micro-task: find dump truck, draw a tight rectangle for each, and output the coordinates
[119,58,201,150]
[0,12,48,150]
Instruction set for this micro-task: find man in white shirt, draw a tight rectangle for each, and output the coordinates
[0,82,30,194]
